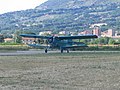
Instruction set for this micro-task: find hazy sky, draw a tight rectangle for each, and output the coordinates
[0,0,48,14]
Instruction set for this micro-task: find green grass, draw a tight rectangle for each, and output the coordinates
[0,45,30,51]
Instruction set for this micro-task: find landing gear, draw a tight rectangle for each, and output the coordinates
[45,49,47,53]
[61,49,63,53]
[60,49,69,53]
[67,49,69,53]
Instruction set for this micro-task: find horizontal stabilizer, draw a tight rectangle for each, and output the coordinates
[20,34,52,39]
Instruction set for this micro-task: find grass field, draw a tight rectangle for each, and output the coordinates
[0,52,120,90]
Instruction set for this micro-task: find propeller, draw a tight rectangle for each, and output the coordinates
[48,36,54,43]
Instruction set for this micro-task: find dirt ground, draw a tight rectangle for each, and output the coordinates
[0,52,120,90]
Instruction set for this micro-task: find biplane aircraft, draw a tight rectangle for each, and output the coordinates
[20,34,98,53]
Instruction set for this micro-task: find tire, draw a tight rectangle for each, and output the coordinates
[45,49,47,53]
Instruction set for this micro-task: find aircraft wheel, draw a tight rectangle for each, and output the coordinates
[67,50,69,53]
[45,49,47,53]
[61,49,63,53]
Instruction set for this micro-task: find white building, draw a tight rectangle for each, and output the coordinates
[90,23,107,28]
[39,31,52,35]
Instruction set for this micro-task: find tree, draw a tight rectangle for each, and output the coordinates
[108,39,116,45]
[89,37,110,45]
[98,38,105,44]
[14,30,22,43]
[0,35,4,43]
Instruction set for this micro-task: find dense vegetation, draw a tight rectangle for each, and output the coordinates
[0,0,120,35]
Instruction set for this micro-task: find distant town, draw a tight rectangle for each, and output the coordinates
[1,23,120,45]
[38,23,120,38]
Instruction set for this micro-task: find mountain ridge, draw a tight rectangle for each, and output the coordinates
[36,0,120,10]
[0,0,120,34]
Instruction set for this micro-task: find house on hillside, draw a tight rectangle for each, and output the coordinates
[101,29,115,37]
[78,30,92,35]
[21,37,36,44]
[92,27,101,36]
[90,23,107,28]
[59,31,70,35]
[39,31,52,35]
[4,38,14,43]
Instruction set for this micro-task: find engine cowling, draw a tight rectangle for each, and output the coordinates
[48,37,53,43]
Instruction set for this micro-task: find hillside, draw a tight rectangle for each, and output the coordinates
[36,0,120,10]
[0,0,120,34]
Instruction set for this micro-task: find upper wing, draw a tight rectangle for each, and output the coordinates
[20,34,52,39]
[55,35,98,40]
[20,34,98,39]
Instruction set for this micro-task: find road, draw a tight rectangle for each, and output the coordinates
[0,50,120,56]
[0,50,44,56]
